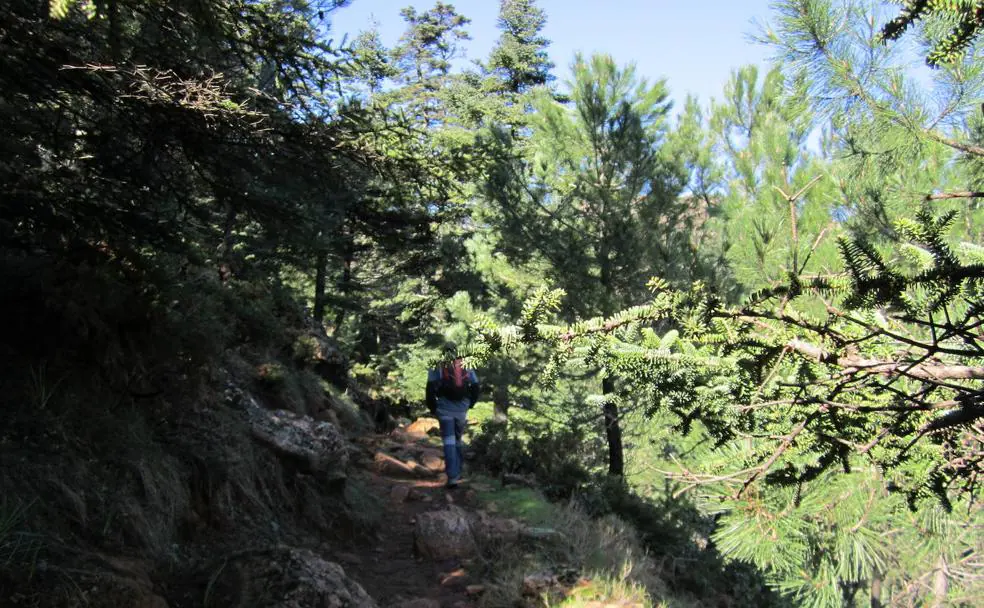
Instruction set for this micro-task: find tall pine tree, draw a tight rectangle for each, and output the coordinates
[485,53,697,476]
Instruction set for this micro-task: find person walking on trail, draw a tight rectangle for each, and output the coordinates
[425,342,480,489]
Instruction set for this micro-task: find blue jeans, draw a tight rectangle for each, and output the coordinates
[438,411,467,482]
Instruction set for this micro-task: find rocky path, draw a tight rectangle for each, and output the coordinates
[340,421,486,608]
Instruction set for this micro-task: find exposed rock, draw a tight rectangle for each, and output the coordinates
[389,485,410,503]
[373,452,438,479]
[468,510,522,547]
[389,599,440,608]
[439,568,470,588]
[413,506,478,560]
[464,585,485,596]
[293,324,348,388]
[419,452,443,471]
[404,418,440,438]
[243,395,348,479]
[522,571,560,596]
[208,547,376,608]
[521,568,583,598]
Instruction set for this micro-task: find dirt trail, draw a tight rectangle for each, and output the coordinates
[338,428,484,608]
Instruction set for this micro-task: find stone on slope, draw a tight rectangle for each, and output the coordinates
[208,547,377,608]
[467,510,523,547]
[243,395,348,478]
[413,506,478,560]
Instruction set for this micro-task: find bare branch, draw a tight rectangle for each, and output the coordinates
[737,414,815,498]
[925,191,984,201]
[924,130,984,158]
[786,338,984,380]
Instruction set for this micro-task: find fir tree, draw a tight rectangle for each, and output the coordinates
[486,0,553,94]
[391,2,471,126]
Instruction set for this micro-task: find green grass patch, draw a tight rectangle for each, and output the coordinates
[468,475,678,608]
[472,480,557,527]
[557,574,653,607]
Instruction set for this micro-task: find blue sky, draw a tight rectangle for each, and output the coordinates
[329,0,778,112]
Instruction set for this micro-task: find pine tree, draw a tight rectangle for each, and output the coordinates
[483,53,699,476]
[474,3,984,604]
[881,0,984,66]
[707,65,842,292]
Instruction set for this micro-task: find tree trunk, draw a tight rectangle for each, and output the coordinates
[869,574,882,608]
[218,201,238,284]
[492,384,510,423]
[108,0,121,62]
[598,238,624,477]
[931,555,949,608]
[332,253,352,332]
[313,248,327,321]
[602,375,624,476]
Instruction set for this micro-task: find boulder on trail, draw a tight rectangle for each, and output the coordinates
[244,395,348,478]
[206,547,377,608]
[418,451,443,471]
[413,506,478,560]
[468,510,523,547]
[414,506,546,561]
[403,418,440,438]
[373,452,439,479]
[390,597,441,608]
[388,599,441,608]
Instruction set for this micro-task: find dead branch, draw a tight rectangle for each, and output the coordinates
[925,191,984,201]
[786,338,984,380]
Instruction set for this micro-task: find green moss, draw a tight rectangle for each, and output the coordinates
[291,334,320,363]
[472,479,557,527]
[256,362,287,387]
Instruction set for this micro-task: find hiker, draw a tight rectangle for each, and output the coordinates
[425,342,480,488]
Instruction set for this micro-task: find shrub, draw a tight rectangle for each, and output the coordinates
[471,416,599,500]
[256,362,287,388]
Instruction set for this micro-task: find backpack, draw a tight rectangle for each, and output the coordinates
[437,359,472,401]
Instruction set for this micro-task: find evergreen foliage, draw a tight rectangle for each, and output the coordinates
[469,3,984,604]
[6,1,984,606]
[881,0,984,66]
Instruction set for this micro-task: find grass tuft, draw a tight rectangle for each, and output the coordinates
[472,478,683,608]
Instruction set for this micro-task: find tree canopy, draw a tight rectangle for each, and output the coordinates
[4,1,984,607]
